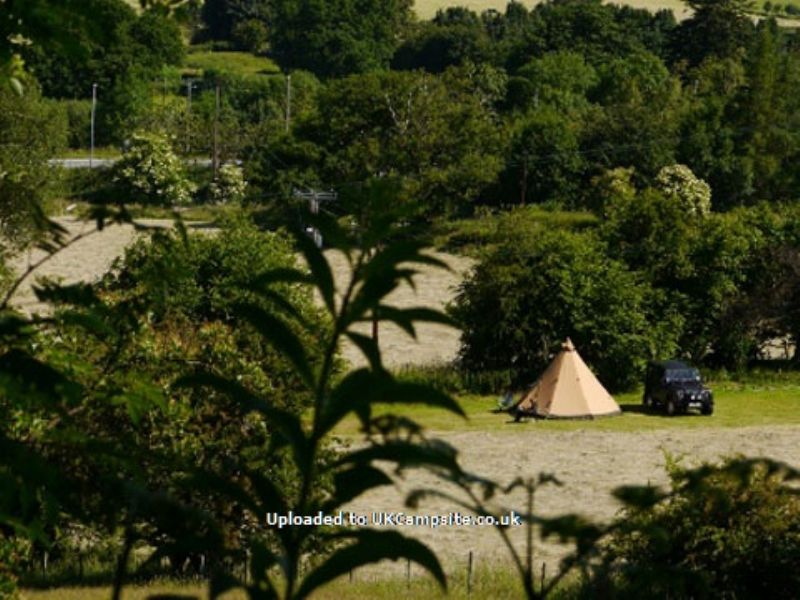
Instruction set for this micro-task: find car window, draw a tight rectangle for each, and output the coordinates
[665,368,700,382]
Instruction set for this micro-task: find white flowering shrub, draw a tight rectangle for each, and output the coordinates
[656,164,712,217]
[113,132,195,206]
[208,163,247,204]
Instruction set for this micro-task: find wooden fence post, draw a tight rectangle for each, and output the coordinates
[540,562,546,595]
[467,551,473,597]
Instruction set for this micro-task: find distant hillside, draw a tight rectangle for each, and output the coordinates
[124,0,800,27]
[122,0,692,19]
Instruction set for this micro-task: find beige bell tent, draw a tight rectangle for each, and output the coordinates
[515,338,621,419]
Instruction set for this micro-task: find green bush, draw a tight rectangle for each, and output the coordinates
[604,457,800,598]
[59,99,93,150]
[112,132,195,206]
[0,78,67,249]
[0,535,20,599]
[232,19,269,54]
[207,163,247,204]
[452,228,675,391]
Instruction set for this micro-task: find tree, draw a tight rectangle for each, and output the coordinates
[0,80,67,251]
[676,55,749,208]
[504,107,584,206]
[585,51,684,179]
[599,180,769,368]
[670,0,755,65]
[1,0,119,92]
[392,9,490,74]
[513,51,598,113]
[300,69,503,216]
[735,20,800,202]
[112,132,195,206]
[270,0,413,77]
[200,0,272,42]
[21,1,186,101]
[453,228,670,391]
[655,164,712,216]
[127,10,187,71]
[208,164,248,204]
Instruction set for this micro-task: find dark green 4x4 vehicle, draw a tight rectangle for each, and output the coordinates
[644,360,714,416]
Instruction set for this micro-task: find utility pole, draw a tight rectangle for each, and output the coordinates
[213,83,221,177]
[293,189,337,248]
[185,79,195,155]
[285,73,292,134]
[520,155,528,207]
[90,83,97,168]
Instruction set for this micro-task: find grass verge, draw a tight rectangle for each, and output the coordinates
[334,379,800,435]
[185,51,280,77]
[428,206,597,257]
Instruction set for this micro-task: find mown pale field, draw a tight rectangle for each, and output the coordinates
[413,0,690,19]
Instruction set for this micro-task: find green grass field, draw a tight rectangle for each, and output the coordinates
[429,206,598,256]
[333,380,800,435]
[21,566,527,600]
[185,51,280,77]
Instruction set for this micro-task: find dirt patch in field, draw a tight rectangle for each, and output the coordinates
[345,424,800,577]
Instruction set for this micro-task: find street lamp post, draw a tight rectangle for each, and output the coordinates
[90,83,97,168]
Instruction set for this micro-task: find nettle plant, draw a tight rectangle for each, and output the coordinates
[155,209,469,599]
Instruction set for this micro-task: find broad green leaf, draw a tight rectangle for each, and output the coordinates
[539,514,603,546]
[323,465,393,511]
[54,310,117,340]
[0,349,83,407]
[612,485,668,509]
[256,287,315,330]
[368,306,457,339]
[235,303,315,389]
[293,230,336,314]
[245,469,290,518]
[251,267,313,287]
[295,530,446,599]
[344,331,382,372]
[337,439,461,474]
[321,370,465,437]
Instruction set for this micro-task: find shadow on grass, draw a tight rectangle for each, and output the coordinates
[621,404,711,419]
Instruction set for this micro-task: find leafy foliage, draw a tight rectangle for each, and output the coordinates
[605,456,800,598]
[113,132,195,206]
[0,80,67,250]
[655,164,712,217]
[298,69,504,216]
[269,0,413,77]
[208,164,248,204]
[452,228,672,391]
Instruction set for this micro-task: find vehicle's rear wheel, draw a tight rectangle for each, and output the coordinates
[701,403,714,416]
[666,399,677,416]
